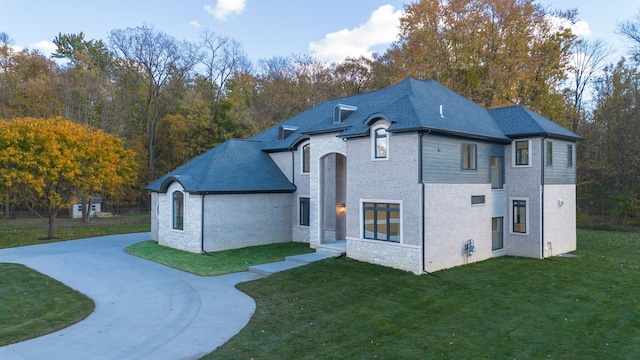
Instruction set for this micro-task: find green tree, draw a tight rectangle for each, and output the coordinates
[579,60,640,224]
[0,117,137,238]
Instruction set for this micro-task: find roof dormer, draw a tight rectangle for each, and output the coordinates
[278,125,298,140]
[333,104,358,124]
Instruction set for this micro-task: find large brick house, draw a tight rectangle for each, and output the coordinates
[147,78,581,274]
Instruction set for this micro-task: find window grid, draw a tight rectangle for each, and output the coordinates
[363,202,400,242]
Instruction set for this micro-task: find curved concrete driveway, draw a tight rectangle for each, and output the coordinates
[0,233,263,360]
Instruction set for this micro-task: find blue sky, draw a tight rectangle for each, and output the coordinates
[0,0,638,64]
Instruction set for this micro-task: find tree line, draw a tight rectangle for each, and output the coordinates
[1,0,640,227]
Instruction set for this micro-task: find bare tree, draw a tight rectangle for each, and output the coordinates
[569,38,612,132]
[200,29,251,133]
[618,10,640,58]
[109,25,200,179]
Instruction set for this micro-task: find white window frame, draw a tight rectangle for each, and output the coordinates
[371,122,390,161]
[510,197,529,235]
[513,140,531,167]
[360,199,403,243]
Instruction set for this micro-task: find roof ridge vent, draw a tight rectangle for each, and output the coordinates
[278,124,298,140]
[334,104,358,124]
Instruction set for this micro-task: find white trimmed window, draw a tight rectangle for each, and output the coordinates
[514,140,530,166]
[371,124,389,160]
[363,202,400,242]
[511,198,528,234]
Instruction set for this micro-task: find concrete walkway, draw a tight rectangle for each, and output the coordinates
[0,233,333,360]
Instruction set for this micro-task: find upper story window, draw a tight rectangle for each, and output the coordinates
[514,140,530,166]
[546,141,553,166]
[172,191,184,230]
[567,144,574,167]
[491,156,504,189]
[373,126,388,159]
[302,143,310,173]
[462,143,477,170]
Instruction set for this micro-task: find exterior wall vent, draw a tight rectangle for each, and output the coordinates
[333,104,358,124]
[278,125,298,140]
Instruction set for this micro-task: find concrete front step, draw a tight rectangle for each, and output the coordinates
[248,252,336,276]
[316,246,346,257]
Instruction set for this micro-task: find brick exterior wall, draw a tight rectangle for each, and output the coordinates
[156,182,202,253]
[345,128,423,273]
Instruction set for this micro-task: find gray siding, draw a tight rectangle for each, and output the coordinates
[422,134,504,184]
[543,139,576,184]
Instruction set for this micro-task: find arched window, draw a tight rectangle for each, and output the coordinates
[172,191,184,230]
[302,143,310,173]
[374,127,388,159]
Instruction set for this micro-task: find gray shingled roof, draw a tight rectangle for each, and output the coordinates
[146,139,296,193]
[148,78,580,193]
[489,106,582,141]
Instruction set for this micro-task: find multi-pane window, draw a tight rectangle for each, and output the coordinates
[515,140,529,166]
[363,202,400,242]
[299,197,310,226]
[492,217,504,250]
[512,200,527,234]
[302,144,310,173]
[567,144,574,167]
[490,156,504,189]
[172,191,184,230]
[546,141,553,166]
[374,128,388,159]
[462,143,477,170]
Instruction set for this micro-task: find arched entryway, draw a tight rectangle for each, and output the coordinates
[318,152,347,244]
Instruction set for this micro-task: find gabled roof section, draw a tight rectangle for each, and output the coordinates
[489,106,582,141]
[146,139,296,194]
[257,78,512,150]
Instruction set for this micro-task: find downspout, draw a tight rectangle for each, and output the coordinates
[420,130,432,274]
[201,193,213,256]
[541,134,550,259]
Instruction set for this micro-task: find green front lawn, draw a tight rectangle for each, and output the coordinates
[208,229,640,359]
[0,215,150,249]
[126,241,315,276]
[0,263,94,346]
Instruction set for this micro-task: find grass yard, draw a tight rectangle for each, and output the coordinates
[0,263,94,346]
[208,229,640,359]
[126,241,315,276]
[0,214,150,249]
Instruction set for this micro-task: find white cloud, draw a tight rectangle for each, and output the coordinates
[31,41,57,57]
[548,15,591,37]
[309,5,402,64]
[205,0,247,21]
[189,20,202,28]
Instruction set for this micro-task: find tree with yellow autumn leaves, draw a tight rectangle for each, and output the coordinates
[0,117,137,239]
